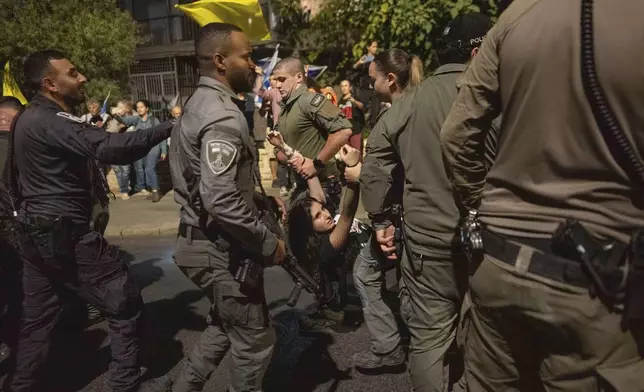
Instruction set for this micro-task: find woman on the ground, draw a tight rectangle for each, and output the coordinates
[267,131,369,331]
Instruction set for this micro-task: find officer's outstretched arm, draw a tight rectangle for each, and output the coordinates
[360,120,402,229]
[440,22,502,210]
[75,122,173,165]
[199,125,278,258]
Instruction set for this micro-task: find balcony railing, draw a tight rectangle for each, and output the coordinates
[137,15,200,46]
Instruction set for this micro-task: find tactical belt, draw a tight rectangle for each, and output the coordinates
[24,215,90,239]
[482,230,591,289]
[178,223,210,241]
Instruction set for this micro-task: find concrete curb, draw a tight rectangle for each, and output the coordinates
[108,220,179,240]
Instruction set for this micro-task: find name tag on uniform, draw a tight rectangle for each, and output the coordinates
[207,140,237,175]
[56,112,84,123]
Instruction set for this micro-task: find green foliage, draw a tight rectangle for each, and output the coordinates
[0,0,142,104]
[273,0,499,84]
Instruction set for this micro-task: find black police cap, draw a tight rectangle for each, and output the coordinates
[441,13,494,49]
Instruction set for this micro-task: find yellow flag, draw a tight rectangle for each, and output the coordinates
[176,0,271,42]
[2,62,27,105]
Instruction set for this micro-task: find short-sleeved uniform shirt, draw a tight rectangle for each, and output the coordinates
[277,85,352,180]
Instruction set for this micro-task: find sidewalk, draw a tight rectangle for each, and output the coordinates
[105,181,276,238]
[106,181,368,239]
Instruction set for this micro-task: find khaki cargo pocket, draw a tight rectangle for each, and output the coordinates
[596,358,644,392]
[216,280,268,330]
[399,284,413,326]
[456,292,473,350]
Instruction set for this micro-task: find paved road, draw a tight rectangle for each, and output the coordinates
[4,235,411,392]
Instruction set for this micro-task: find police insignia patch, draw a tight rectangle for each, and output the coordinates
[56,112,84,123]
[206,140,237,175]
[310,94,325,107]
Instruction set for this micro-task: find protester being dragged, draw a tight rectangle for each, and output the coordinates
[268,131,368,331]
[118,99,167,202]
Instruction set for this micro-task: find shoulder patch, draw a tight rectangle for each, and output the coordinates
[206,139,237,175]
[56,112,84,123]
[310,94,325,108]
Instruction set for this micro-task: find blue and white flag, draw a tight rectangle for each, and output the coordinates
[305,64,328,80]
[99,90,111,116]
[255,44,280,107]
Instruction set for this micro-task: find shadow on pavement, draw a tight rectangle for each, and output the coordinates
[140,289,207,379]
[263,308,352,392]
[42,252,208,391]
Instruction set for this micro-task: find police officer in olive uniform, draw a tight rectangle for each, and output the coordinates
[170,23,286,392]
[5,50,173,392]
[360,14,494,392]
[271,57,353,209]
[441,1,644,390]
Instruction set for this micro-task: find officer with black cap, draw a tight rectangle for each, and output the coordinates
[359,13,495,392]
[4,50,173,392]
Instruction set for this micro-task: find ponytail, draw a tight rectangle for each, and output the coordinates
[373,49,424,92]
[408,55,424,88]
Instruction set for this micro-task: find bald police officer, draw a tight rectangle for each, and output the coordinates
[360,14,494,392]
[441,1,644,390]
[271,57,352,209]
[170,23,286,392]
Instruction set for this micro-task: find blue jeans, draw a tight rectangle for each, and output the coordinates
[112,165,131,194]
[134,145,160,191]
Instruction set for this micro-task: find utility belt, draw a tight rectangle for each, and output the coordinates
[462,215,644,324]
[23,215,91,258]
[178,222,264,292]
[178,223,213,242]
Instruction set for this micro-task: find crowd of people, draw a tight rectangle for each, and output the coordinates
[1,0,644,391]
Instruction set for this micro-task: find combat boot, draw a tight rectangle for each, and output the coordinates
[352,345,406,374]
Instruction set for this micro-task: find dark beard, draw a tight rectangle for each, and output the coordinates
[63,94,85,110]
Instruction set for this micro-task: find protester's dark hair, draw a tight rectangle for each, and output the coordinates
[273,57,306,76]
[287,196,324,273]
[195,23,243,72]
[373,49,424,90]
[23,50,66,92]
[0,96,24,111]
[136,99,150,109]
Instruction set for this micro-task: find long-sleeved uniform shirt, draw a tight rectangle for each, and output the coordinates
[14,94,172,223]
[441,0,644,244]
[361,64,470,257]
[121,114,167,156]
[170,76,277,260]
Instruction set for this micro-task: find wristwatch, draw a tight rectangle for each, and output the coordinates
[313,158,325,172]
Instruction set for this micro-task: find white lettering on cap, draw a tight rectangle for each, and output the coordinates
[470,35,486,45]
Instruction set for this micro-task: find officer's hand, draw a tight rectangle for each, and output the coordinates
[271,196,288,223]
[288,152,305,169]
[338,145,360,167]
[376,225,397,260]
[272,239,287,265]
[297,158,317,179]
[344,163,361,183]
